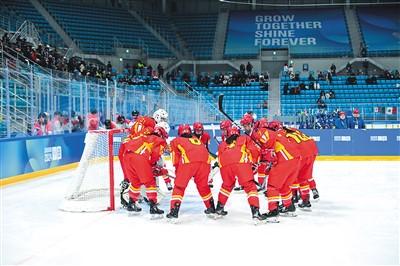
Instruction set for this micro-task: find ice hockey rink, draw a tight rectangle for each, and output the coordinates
[1,160,399,266]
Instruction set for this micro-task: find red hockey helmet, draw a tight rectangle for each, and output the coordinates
[154,126,168,139]
[227,126,240,138]
[178,124,192,136]
[254,118,268,130]
[220,120,232,130]
[193,122,204,132]
[130,116,156,136]
[267,120,283,131]
[240,113,254,126]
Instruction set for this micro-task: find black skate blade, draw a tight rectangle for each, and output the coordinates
[312,197,320,202]
[299,208,312,212]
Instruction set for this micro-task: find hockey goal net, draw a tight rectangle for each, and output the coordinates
[60,129,129,212]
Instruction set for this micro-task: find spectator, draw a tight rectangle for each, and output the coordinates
[334,111,349,129]
[106,61,112,72]
[116,115,130,129]
[246,62,253,75]
[240,64,245,74]
[51,111,64,134]
[283,63,289,74]
[330,63,336,75]
[348,109,365,129]
[346,75,357,85]
[308,72,315,81]
[157,64,164,78]
[33,112,52,136]
[87,109,99,130]
[346,62,352,74]
[283,83,289,95]
[327,71,332,84]
[366,75,377,84]
[317,71,325,80]
[363,59,369,75]
[262,100,268,109]
[317,97,327,109]
[104,119,117,129]
[329,89,335,99]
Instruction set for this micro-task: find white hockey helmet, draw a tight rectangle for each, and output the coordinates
[153,108,168,123]
[156,121,170,134]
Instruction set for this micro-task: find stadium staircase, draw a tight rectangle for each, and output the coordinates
[29,0,80,53]
[128,10,183,59]
[344,7,363,57]
[212,9,229,60]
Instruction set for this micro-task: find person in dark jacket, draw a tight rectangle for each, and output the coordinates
[334,111,349,129]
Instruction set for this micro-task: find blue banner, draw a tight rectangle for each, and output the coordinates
[358,7,400,53]
[225,9,351,57]
[0,133,86,179]
[1,129,399,179]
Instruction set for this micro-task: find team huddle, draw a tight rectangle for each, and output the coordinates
[117,109,320,224]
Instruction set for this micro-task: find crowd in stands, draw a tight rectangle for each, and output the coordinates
[166,64,269,90]
[1,32,168,83]
[296,108,366,129]
[28,108,141,136]
[1,33,116,80]
[283,61,399,114]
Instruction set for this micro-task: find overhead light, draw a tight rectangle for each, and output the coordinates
[119,58,123,62]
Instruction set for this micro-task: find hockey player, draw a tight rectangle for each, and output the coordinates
[241,113,255,135]
[152,126,173,191]
[193,122,216,188]
[268,120,319,202]
[250,119,301,221]
[233,114,258,192]
[118,116,156,208]
[153,108,168,124]
[166,124,216,221]
[216,127,265,223]
[122,126,166,217]
[193,122,211,149]
[220,120,232,142]
[284,127,319,207]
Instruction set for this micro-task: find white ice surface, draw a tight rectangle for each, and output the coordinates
[1,161,399,266]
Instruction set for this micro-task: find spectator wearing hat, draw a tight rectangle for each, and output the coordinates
[334,111,349,129]
[128,110,140,127]
[348,109,365,129]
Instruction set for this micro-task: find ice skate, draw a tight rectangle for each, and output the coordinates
[261,209,280,223]
[311,188,320,201]
[298,196,312,211]
[215,202,228,218]
[251,206,266,225]
[149,200,164,219]
[204,198,216,219]
[166,202,180,223]
[279,203,297,217]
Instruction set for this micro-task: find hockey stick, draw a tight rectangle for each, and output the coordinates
[218,94,262,148]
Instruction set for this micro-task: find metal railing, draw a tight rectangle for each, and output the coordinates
[0,65,223,138]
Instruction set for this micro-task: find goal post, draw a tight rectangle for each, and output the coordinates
[60,129,128,212]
